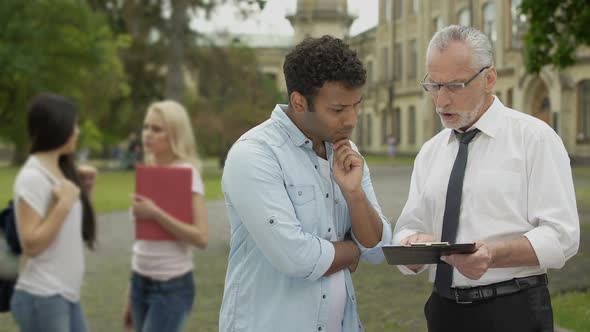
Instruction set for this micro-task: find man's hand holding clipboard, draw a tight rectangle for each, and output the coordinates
[398,233,436,272]
[382,232,477,272]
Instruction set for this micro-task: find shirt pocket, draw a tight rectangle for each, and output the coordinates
[286,185,318,232]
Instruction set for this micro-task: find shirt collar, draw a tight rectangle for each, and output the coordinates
[271,104,313,147]
[445,96,502,144]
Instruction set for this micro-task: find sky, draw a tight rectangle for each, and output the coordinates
[191,0,379,36]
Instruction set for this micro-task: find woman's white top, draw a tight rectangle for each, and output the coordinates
[13,156,84,302]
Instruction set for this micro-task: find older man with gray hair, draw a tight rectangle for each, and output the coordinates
[392,25,579,332]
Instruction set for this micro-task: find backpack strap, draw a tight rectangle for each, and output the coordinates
[1,200,21,255]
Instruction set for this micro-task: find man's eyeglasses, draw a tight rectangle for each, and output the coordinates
[420,66,490,94]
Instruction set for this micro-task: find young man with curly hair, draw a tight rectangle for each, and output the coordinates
[219,35,391,332]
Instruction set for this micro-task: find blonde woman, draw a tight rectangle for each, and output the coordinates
[122,101,208,332]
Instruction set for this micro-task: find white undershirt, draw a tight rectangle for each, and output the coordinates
[318,156,346,332]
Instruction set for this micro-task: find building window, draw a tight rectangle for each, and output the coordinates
[511,0,527,49]
[507,88,513,108]
[577,80,590,143]
[382,110,389,144]
[434,16,444,33]
[394,43,403,80]
[367,113,373,146]
[412,0,419,15]
[393,107,401,144]
[366,60,373,84]
[394,0,403,19]
[381,47,389,81]
[357,113,364,146]
[408,106,416,145]
[408,40,417,79]
[483,3,497,46]
[433,104,443,136]
[384,0,392,22]
[458,8,471,26]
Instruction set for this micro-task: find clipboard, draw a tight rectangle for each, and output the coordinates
[135,165,193,241]
[382,242,477,265]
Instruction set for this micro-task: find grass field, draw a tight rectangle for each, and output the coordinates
[0,157,589,331]
[552,291,590,332]
[0,160,225,212]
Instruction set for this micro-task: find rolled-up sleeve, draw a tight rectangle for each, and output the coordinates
[352,160,392,264]
[223,139,334,280]
[524,130,580,269]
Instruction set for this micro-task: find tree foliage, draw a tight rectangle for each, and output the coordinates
[0,0,128,162]
[90,0,280,157]
[191,43,283,157]
[521,0,590,74]
[87,0,262,110]
[0,0,281,164]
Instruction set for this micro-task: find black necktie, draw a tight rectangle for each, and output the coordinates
[434,129,480,298]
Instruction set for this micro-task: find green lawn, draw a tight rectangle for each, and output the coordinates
[364,154,415,166]
[0,162,224,212]
[573,167,590,211]
[552,291,590,332]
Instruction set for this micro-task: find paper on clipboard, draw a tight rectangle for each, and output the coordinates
[382,242,477,265]
[135,165,193,241]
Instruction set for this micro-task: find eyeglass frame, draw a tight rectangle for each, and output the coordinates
[420,66,491,94]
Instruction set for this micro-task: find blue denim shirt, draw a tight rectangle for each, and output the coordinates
[219,105,392,332]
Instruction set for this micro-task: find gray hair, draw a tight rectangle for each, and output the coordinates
[426,25,494,70]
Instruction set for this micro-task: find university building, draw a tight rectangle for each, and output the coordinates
[249,0,590,158]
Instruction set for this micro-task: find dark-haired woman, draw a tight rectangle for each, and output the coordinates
[10,93,97,332]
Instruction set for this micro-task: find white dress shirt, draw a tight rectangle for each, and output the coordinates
[393,97,580,288]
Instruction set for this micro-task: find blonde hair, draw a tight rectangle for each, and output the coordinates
[143,100,202,172]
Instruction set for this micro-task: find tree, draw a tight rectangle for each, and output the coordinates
[88,0,168,129]
[88,0,274,157]
[191,43,283,157]
[89,0,266,107]
[521,0,590,74]
[0,0,128,163]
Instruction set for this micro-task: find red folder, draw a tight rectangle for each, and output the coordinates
[135,165,193,241]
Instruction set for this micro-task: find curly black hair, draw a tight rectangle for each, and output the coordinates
[283,35,366,110]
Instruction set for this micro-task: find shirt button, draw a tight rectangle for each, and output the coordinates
[269,219,275,224]
[298,191,302,196]
[334,199,339,204]
[325,193,329,198]
[328,228,331,232]
[318,327,322,331]
[305,140,309,144]
[337,232,342,238]
[315,165,318,169]
[322,294,326,299]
